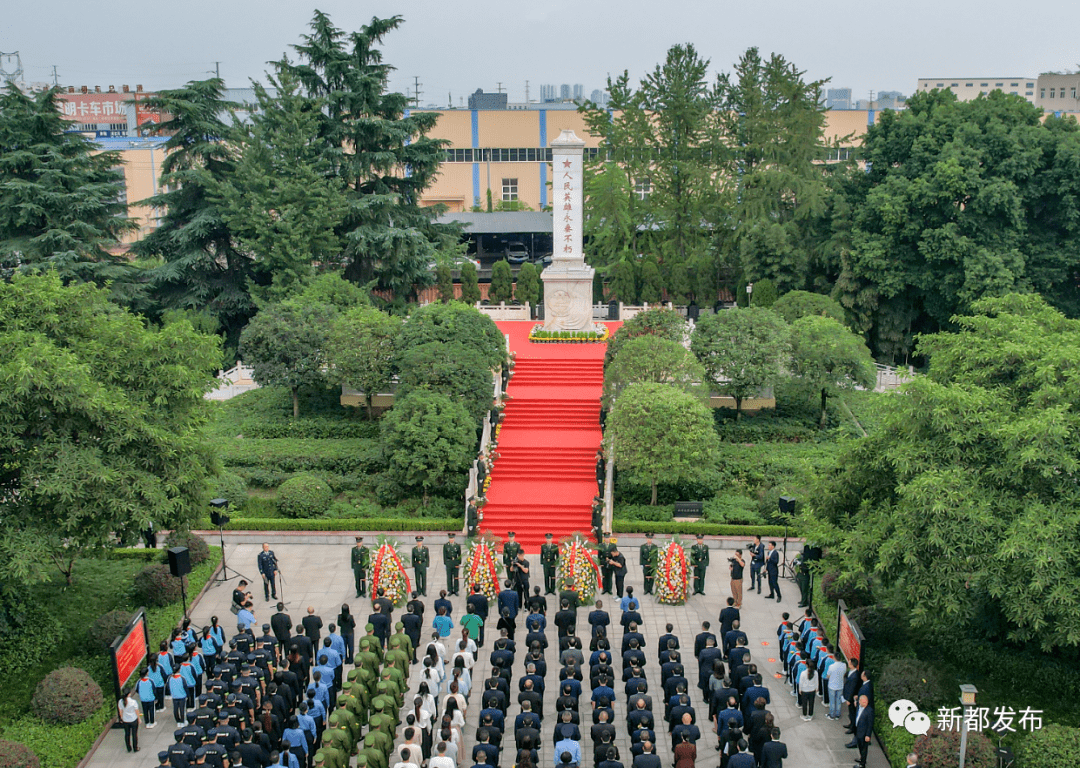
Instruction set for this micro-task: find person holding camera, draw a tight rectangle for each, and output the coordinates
[728,550,745,609]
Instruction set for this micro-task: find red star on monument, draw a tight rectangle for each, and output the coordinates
[562,159,572,168]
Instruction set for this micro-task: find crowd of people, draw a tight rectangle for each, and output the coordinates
[114,537,905,768]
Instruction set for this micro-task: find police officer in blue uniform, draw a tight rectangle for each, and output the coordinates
[257,543,280,602]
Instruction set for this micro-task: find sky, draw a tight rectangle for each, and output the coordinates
[3,0,1079,104]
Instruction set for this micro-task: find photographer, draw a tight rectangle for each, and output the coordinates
[728,549,745,609]
[232,580,252,616]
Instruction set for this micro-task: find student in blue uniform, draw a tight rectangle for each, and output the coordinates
[167,669,189,723]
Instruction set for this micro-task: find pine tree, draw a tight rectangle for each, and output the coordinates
[0,85,136,286]
[283,11,450,299]
[459,261,481,304]
[489,260,513,304]
[436,263,454,303]
[131,78,253,348]
[515,262,540,307]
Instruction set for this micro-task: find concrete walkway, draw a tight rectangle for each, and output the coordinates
[85,538,889,768]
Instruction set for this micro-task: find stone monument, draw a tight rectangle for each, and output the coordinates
[541,130,599,332]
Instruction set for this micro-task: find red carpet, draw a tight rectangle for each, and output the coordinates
[481,321,621,552]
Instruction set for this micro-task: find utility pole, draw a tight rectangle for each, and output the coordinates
[412,76,422,107]
[496,82,503,94]
[51,65,59,86]
[525,80,530,103]
[869,89,875,109]
[213,61,221,80]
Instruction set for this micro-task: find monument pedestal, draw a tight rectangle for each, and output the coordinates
[541,260,597,332]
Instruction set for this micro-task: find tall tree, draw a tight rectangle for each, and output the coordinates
[239,300,338,418]
[834,90,1080,358]
[459,261,481,304]
[396,301,505,371]
[691,307,790,418]
[381,390,474,505]
[805,294,1080,651]
[608,382,717,505]
[132,79,254,348]
[788,315,875,427]
[326,305,400,419]
[0,273,220,584]
[0,85,135,286]
[771,290,848,326]
[603,335,704,408]
[282,11,451,298]
[214,66,348,301]
[716,48,832,292]
[488,260,513,304]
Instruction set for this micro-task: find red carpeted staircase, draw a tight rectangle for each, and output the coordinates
[479,332,611,552]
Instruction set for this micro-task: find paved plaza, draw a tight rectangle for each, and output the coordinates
[87,536,888,768]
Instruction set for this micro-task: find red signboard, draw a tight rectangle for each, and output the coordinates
[56,92,161,127]
[837,599,864,667]
[110,609,149,699]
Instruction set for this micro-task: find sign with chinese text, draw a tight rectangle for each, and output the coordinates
[110,608,149,700]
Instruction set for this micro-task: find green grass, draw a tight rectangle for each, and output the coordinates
[0,549,222,768]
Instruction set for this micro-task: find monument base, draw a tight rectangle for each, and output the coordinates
[541,260,599,332]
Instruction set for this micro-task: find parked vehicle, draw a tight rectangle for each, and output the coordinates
[427,254,480,271]
[505,242,531,264]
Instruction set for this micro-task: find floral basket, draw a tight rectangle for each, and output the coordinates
[528,325,611,343]
[556,532,602,604]
[656,538,689,606]
[465,532,502,603]
[371,536,411,607]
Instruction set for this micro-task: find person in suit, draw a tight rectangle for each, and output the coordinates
[760,727,787,768]
[851,695,873,768]
[498,581,520,621]
[718,599,740,642]
[693,623,716,659]
[843,662,861,735]
[673,733,696,768]
[765,542,781,602]
[748,536,765,593]
[631,741,660,768]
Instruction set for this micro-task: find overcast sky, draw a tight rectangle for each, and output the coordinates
[4,0,1078,105]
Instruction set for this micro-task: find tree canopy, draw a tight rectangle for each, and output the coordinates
[0,273,220,584]
[326,305,400,419]
[603,335,705,409]
[691,307,790,417]
[805,294,1080,651]
[788,315,876,426]
[604,307,686,369]
[396,301,505,370]
[0,85,135,287]
[608,382,717,505]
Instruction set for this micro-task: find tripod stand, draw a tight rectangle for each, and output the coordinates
[210,523,253,587]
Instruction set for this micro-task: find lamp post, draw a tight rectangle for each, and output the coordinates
[959,684,978,768]
[745,282,754,306]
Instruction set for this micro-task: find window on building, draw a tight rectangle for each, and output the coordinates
[634,177,651,201]
[1051,88,1056,98]
[951,83,959,87]
[965,83,973,87]
[501,178,518,202]
[1028,83,1035,88]
[994,82,1002,87]
[1011,82,1018,87]
[981,83,989,87]
[937,82,944,87]
[1072,87,1077,99]
[1026,91,1034,96]
[1041,88,1046,99]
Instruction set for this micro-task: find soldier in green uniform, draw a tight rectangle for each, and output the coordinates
[540,533,559,595]
[351,536,370,598]
[690,534,710,595]
[330,702,361,748]
[597,538,614,594]
[338,683,367,727]
[368,698,397,735]
[326,722,357,760]
[357,623,384,665]
[503,531,522,571]
[443,532,462,595]
[317,745,347,768]
[411,536,429,596]
[361,733,388,768]
[640,532,659,595]
[388,621,414,660]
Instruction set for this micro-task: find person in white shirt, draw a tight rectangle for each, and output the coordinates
[400,727,424,767]
[826,655,847,720]
[797,664,818,720]
[422,657,445,699]
[392,746,420,768]
[117,691,141,752]
[430,741,456,768]
[452,640,475,671]
[451,661,472,700]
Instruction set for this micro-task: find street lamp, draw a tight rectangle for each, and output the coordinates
[746,282,754,306]
[959,684,978,768]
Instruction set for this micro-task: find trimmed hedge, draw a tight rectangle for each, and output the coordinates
[30,668,103,725]
[276,474,333,519]
[0,740,39,768]
[0,597,63,677]
[206,517,462,532]
[164,530,210,565]
[1015,724,1080,768]
[876,657,951,711]
[219,438,382,475]
[134,564,185,607]
[611,520,788,537]
[104,548,161,562]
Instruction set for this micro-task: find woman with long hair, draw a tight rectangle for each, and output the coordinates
[337,604,356,664]
[117,688,141,752]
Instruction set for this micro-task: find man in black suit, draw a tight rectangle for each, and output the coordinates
[270,604,292,653]
[852,695,873,767]
[693,622,716,659]
[843,663,861,734]
[631,741,660,768]
[761,727,787,768]
[718,599,740,642]
[765,542,781,601]
[468,583,490,623]
[302,606,323,646]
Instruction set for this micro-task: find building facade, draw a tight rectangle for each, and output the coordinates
[915,76,1037,103]
[1035,73,1080,112]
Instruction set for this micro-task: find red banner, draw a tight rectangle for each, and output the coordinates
[111,609,149,700]
[837,601,864,666]
[56,92,162,127]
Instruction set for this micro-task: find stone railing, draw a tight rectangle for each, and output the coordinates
[475,302,532,321]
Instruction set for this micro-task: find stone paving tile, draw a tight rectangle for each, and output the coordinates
[84,540,888,768]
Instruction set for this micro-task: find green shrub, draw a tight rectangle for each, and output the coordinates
[30,667,103,725]
[703,495,766,525]
[876,657,952,711]
[105,547,161,562]
[873,707,915,768]
[848,603,909,649]
[208,471,248,507]
[216,517,460,532]
[0,594,63,677]
[821,569,874,607]
[0,740,39,768]
[611,520,787,536]
[219,438,383,475]
[325,499,382,519]
[1015,724,1080,768]
[234,467,289,489]
[276,473,334,519]
[914,726,996,768]
[240,495,279,518]
[613,504,674,522]
[134,563,185,607]
[88,609,134,651]
[164,530,210,565]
